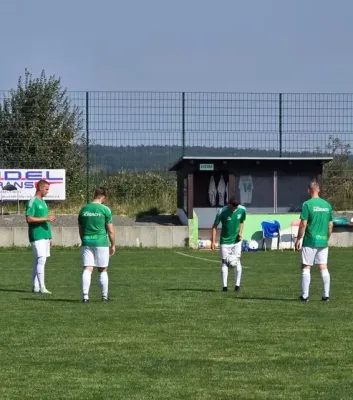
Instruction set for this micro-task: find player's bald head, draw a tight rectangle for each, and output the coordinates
[308,181,320,193]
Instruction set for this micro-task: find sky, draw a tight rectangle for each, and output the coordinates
[1,0,353,156]
[1,0,353,93]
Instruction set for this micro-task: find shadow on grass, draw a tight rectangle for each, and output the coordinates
[165,288,218,293]
[0,288,30,293]
[234,296,298,302]
[165,289,297,300]
[21,297,82,303]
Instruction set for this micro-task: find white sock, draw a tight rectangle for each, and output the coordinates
[235,260,242,287]
[32,262,39,290]
[82,269,92,300]
[36,257,46,290]
[99,271,109,299]
[301,269,311,299]
[221,263,228,288]
[321,269,330,298]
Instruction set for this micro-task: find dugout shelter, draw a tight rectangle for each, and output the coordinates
[169,156,333,240]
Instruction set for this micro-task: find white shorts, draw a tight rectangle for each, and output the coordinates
[31,239,50,258]
[301,246,328,266]
[221,242,242,262]
[81,246,110,268]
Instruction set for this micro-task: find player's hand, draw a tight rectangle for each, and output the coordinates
[50,240,53,247]
[109,246,116,256]
[47,215,56,222]
[295,240,302,251]
[211,241,216,250]
[237,234,242,242]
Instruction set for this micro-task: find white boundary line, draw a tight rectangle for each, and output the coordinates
[174,251,249,268]
[175,251,219,263]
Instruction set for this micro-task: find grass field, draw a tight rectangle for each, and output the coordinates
[0,247,352,400]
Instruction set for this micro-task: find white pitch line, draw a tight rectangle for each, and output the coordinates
[175,251,219,263]
[174,251,249,268]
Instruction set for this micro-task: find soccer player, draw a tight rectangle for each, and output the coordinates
[26,179,56,294]
[211,195,246,292]
[78,187,115,303]
[295,181,333,302]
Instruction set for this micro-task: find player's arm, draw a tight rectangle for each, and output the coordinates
[106,223,115,255]
[105,208,115,255]
[211,224,217,248]
[238,222,244,241]
[296,219,307,242]
[328,207,333,239]
[238,209,246,240]
[295,203,309,249]
[211,212,221,250]
[26,216,55,223]
[48,216,53,243]
[26,203,55,224]
[77,214,84,240]
[78,224,84,240]
[328,221,333,238]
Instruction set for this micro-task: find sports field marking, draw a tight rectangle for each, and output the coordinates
[174,251,249,268]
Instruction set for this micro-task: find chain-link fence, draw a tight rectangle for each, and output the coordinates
[70,91,353,170]
[1,90,353,213]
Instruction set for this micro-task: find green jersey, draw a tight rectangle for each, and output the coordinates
[25,197,52,242]
[78,203,113,247]
[300,197,333,248]
[213,205,246,245]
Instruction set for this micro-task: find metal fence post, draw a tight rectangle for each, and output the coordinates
[279,93,283,157]
[86,91,90,203]
[182,92,185,157]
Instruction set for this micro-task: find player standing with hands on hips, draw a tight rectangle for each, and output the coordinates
[211,195,246,292]
[26,179,56,294]
[295,181,333,302]
[78,187,115,303]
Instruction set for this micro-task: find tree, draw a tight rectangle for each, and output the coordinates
[322,136,353,210]
[0,69,85,198]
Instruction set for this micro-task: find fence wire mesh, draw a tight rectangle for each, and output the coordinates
[1,90,353,212]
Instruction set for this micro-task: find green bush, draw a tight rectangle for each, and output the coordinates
[99,170,177,216]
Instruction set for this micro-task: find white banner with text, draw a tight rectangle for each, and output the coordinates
[0,169,66,200]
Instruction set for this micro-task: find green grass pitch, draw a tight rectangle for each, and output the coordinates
[0,247,352,400]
